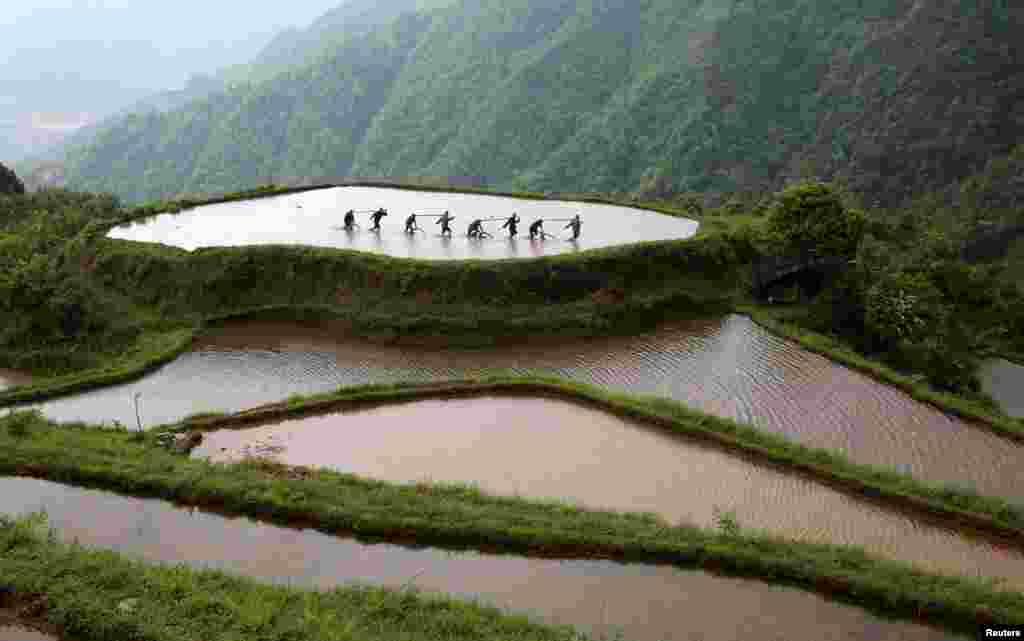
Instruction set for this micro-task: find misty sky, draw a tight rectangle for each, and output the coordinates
[1,0,343,49]
[1,0,345,91]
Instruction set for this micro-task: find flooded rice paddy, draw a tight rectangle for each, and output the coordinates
[192,395,1024,590]
[106,186,699,260]
[0,625,61,641]
[0,369,31,391]
[0,477,962,641]
[31,315,1024,503]
[980,359,1024,419]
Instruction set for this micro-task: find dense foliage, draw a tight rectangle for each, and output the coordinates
[768,181,865,258]
[0,191,136,350]
[0,162,25,195]
[59,0,1023,205]
[790,175,1024,394]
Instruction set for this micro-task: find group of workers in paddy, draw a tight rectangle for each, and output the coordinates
[340,208,583,241]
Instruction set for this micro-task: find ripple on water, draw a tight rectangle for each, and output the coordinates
[29,315,1024,501]
[190,396,1024,591]
[0,625,61,641]
[0,477,963,641]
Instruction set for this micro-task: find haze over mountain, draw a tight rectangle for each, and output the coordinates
[0,0,345,161]
[31,0,1024,205]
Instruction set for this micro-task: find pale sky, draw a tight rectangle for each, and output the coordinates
[0,1,343,41]
[0,0,346,100]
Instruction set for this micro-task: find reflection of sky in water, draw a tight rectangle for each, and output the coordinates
[29,315,1024,502]
[979,359,1024,418]
[0,478,963,641]
[107,186,698,260]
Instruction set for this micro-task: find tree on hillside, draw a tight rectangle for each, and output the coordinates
[0,163,26,195]
[0,192,132,347]
[768,181,865,258]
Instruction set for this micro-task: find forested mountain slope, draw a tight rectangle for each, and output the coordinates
[63,0,1023,204]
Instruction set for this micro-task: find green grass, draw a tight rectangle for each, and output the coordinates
[0,322,197,405]
[0,514,588,641]
[163,376,1024,537]
[1,400,1023,634]
[1,180,754,390]
[739,304,1024,441]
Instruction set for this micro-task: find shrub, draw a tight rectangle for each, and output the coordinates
[769,181,866,258]
[864,271,946,347]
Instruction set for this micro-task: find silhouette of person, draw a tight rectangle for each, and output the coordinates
[529,219,545,240]
[437,211,454,236]
[404,213,419,233]
[501,212,520,238]
[564,214,582,240]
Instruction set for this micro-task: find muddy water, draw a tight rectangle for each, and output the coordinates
[32,315,1024,502]
[106,186,698,260]
[0,626,60,641]
[0,369,31,391]
[980,359,1024,419]
[192,395,1024,590]
[0,477,961,641]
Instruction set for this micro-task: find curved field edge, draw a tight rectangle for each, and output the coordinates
[18,177,1016,436]
[0,516,587,641]
[4,331,1024,540]
[739,304,1024,442]
[107,179,718,230]
[1,404,1023,635]
[0,325,197,406]
[164,377,1024,542]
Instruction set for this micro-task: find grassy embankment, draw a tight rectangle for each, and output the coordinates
[0,515,585,641]
[4,184,1024,534]
[156,377,1024,541]
[1,408,1021,636]
[0,323,195,405]
[44,182,1024,446]
[739,303,1024,441]
[0,181,751,405]
[4,182,1024,635]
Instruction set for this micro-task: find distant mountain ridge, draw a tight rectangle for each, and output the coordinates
[61,0,1024,205]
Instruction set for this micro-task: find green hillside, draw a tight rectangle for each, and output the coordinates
[62,0,1023,204]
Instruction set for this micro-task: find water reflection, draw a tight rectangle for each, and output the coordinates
[979,359,1024,418]
[105,186,699,260]
[439,234,454,259]
[29,315,1024,501]
[192,396,1024,590]
[0,477,963,641]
